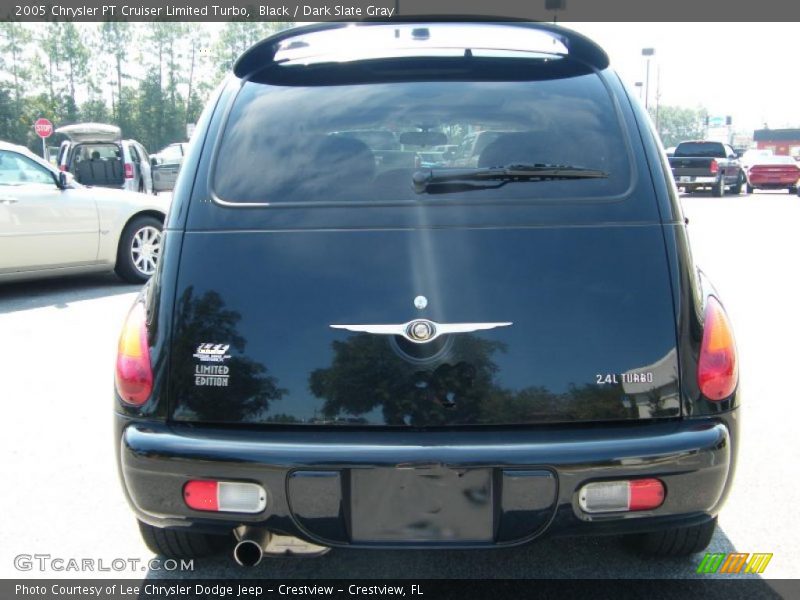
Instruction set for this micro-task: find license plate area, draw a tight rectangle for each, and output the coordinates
[350,467,494,543]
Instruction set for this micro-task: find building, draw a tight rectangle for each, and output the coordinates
[753,128,800,158]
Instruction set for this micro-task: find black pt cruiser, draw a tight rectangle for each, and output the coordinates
[114,21,739,566]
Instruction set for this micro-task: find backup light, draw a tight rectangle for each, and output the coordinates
[183,480,267,514]
[579,479,665,513]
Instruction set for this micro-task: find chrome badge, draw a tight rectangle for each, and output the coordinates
[414,295,428,309]
[408,320,435,341]
[330,320,512,344]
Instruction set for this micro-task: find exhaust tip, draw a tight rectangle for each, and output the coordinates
[233,539,264,567]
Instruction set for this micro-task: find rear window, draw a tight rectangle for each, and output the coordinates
[674,142,726,158]
[755,155,798,165]
[70,143,120,163]
[212,68,632,205]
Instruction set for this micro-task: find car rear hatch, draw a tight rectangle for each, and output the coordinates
[167,23,681,428]
[55,122,121,143]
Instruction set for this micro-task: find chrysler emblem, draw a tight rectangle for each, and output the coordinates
[407,320,435,341]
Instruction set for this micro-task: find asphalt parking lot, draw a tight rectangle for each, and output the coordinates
[0,191,797,586]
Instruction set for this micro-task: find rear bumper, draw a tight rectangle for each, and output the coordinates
[116,413,738,548]
[674,175,718,185]
[748,176,798,187]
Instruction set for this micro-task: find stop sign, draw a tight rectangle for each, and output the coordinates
[34,118,53,139]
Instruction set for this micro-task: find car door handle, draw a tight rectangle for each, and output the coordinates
[0,197,18,204]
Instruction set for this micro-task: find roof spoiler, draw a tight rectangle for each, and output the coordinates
[233,18,610,79]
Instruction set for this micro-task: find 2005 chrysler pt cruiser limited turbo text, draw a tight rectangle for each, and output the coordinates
[114,20,740,567]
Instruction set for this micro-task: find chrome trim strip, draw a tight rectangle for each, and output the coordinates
[330,320,512,344]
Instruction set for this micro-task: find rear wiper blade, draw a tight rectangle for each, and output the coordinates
[412,163,608,194]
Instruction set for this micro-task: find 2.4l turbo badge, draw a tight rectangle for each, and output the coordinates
[596,372,655,385]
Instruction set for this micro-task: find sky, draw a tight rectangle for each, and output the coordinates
[569,22,799,133]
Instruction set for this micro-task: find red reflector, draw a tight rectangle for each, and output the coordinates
[184,481,219,511]
[114,302,153,406]
[629,479,665,511]
[697,297,738,401]
[124,163,134,179]
[709,159,719,174]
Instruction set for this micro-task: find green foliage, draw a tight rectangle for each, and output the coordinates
[649,105,709,148]
[0,22,292,155]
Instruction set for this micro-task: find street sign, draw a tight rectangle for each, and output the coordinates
[708,116,725,128]
[34,118,53,139]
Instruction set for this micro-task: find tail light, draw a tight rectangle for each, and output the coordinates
[124,162,134,179]
[709,159,719,174]
[697,296,738,401]
[183,480,267,513]
[115,302,153,406]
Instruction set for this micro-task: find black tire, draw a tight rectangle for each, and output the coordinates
[115,215,163,283]
[730,172,743,195]
[746,182,754,194]
[138,179,144,193]
[623,517,717,557]
[712,179,724,197]
[789,186,797,195]
[138,520,228,559]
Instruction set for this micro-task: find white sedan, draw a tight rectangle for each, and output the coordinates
[0,140,170,284]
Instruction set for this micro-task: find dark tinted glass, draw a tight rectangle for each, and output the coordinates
[674,142,726,158]
[213,71,632,204]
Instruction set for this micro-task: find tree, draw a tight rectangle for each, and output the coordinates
[0,22,33,142]
[0,22,293,150]
[212,22,291,79]
[38,23,64,120]
[100,22,132,120]
[0,23,31,106]
[58,23,90,120]
[649,105,709,148]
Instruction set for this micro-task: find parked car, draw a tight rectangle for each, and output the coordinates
[668,141,744,196]
[115,21,739,566]
[0,140,168,283]
[451,130,508,167]
[739,148,774,172]
[46,145,60,166]
[744,155,800,194]
[56,123,154,194]
[151,142,188,193]
[332,129,417,171]
[416,151,447,168]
